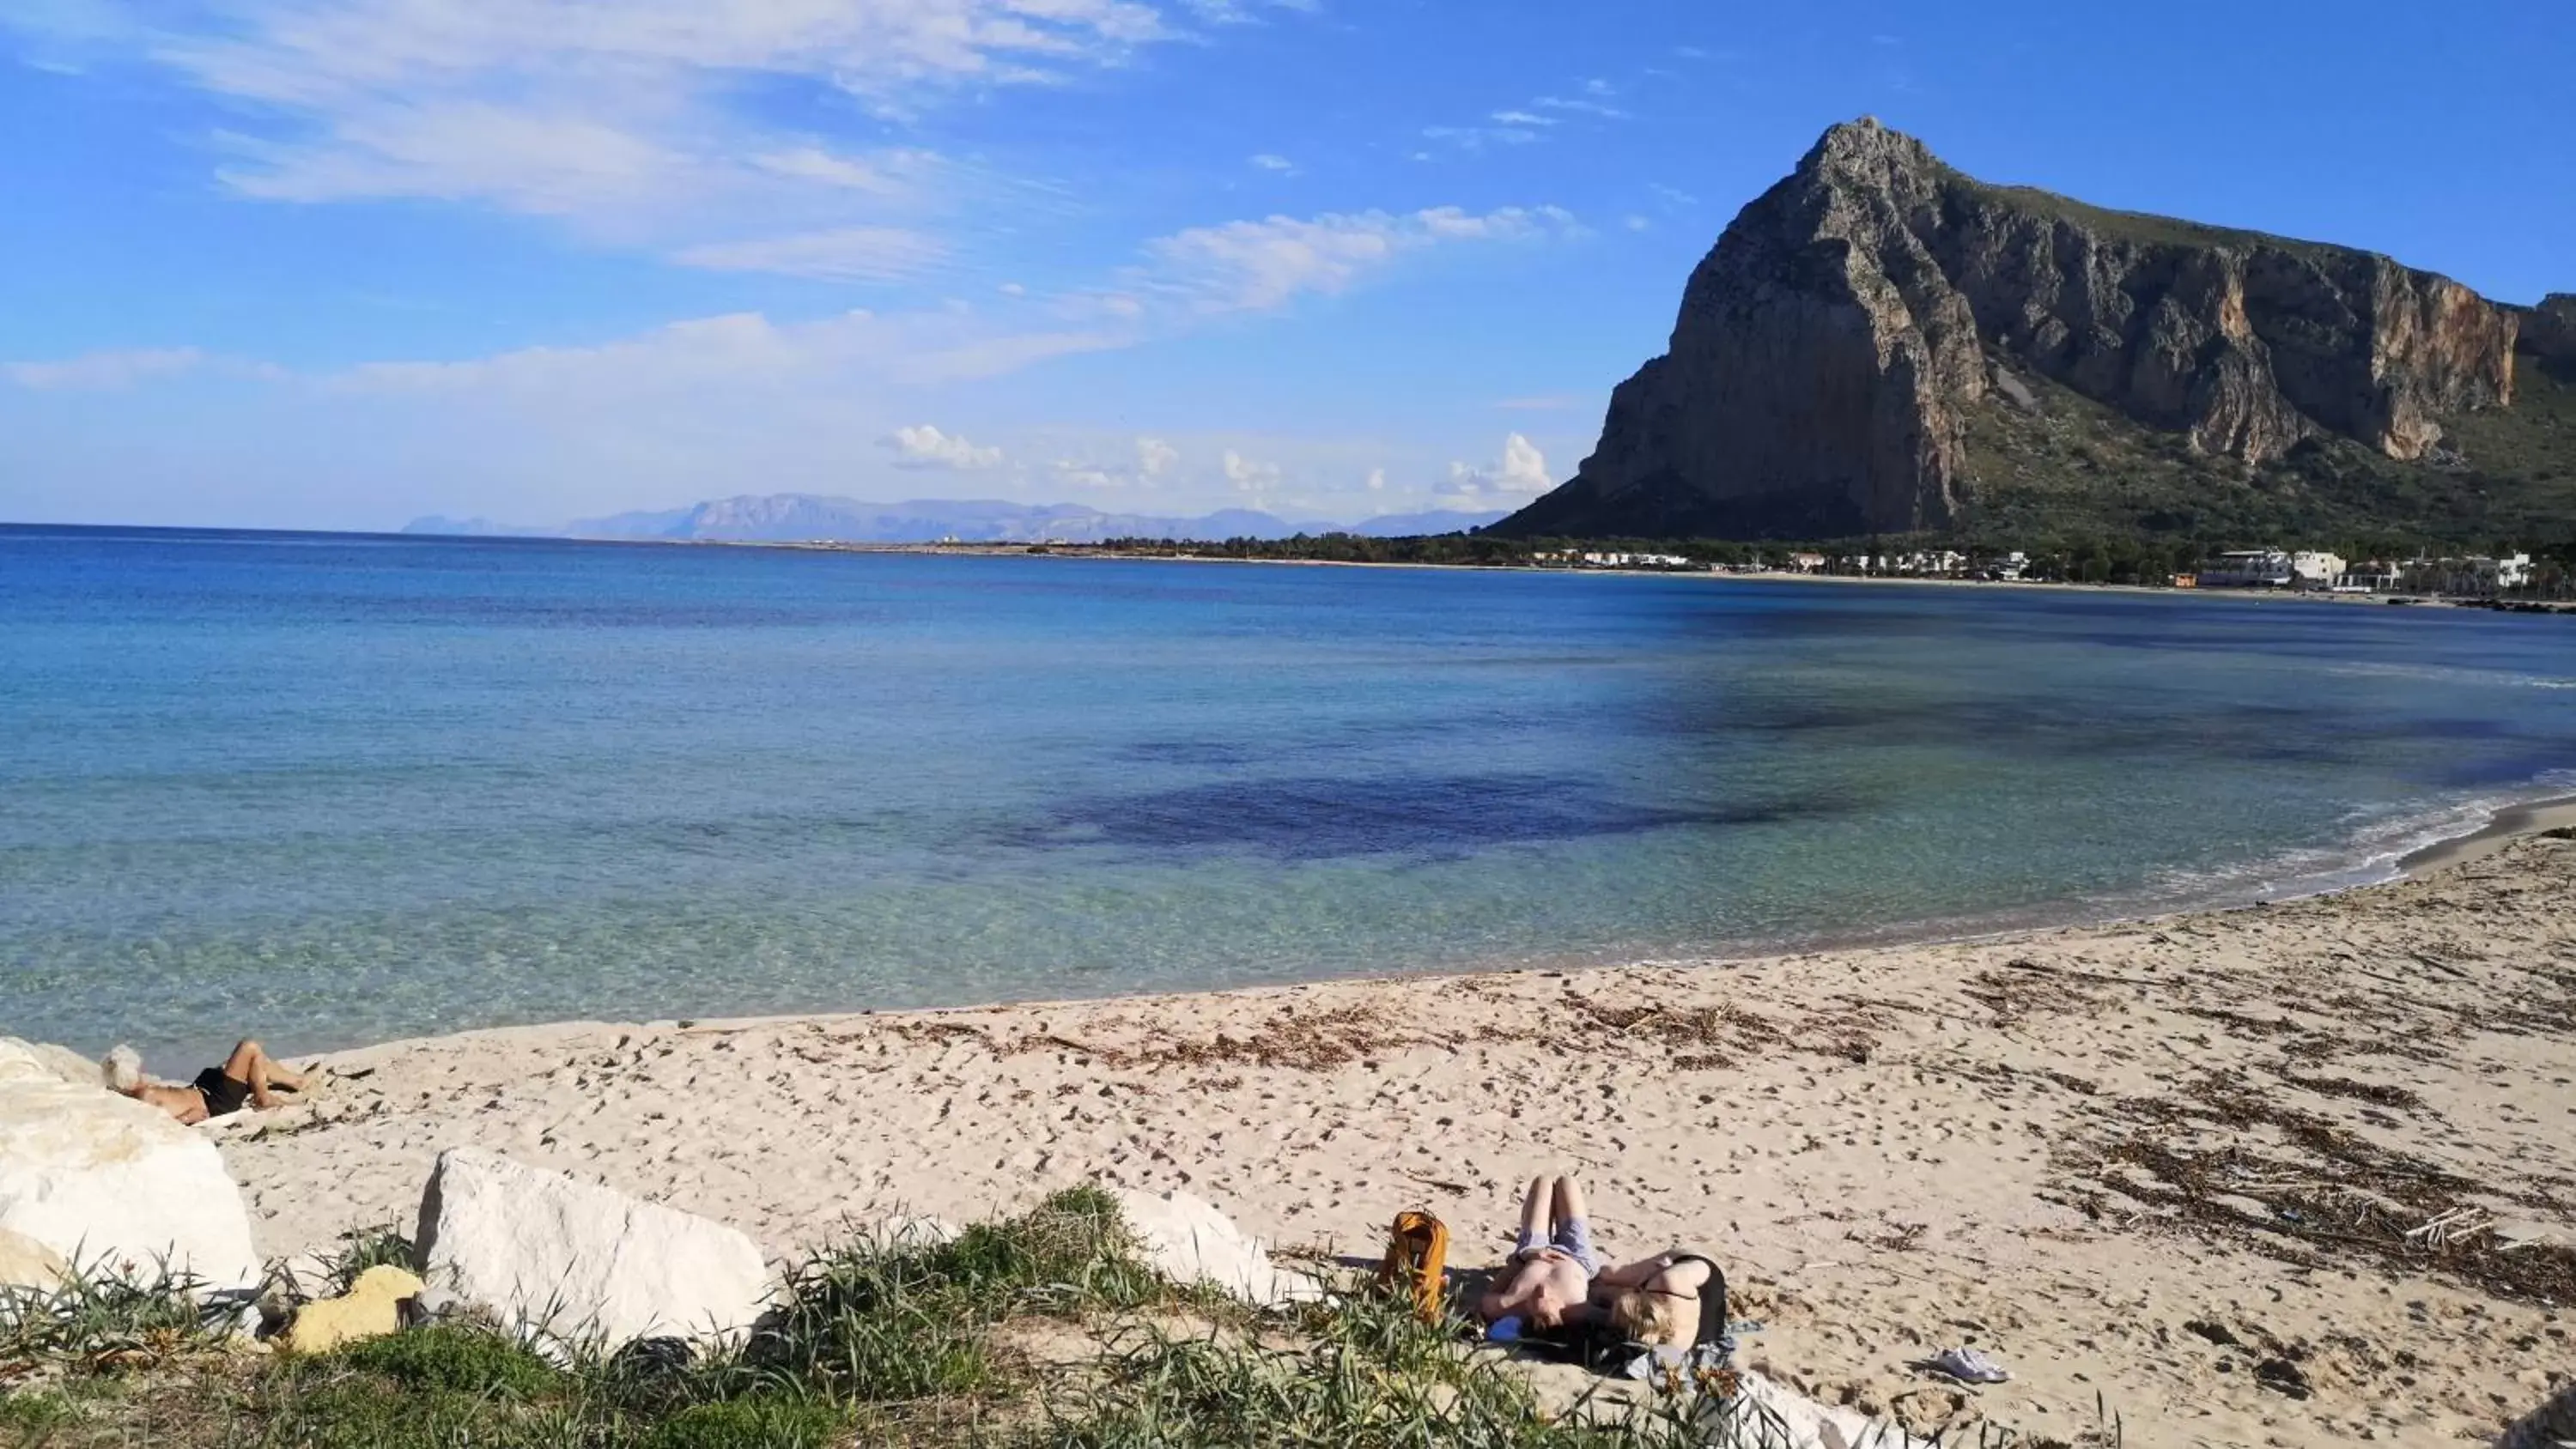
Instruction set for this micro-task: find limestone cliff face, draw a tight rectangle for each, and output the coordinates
[2524,294,2576,367]
[1501,119,2524,539]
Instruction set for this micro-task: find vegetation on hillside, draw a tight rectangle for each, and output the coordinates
[1956,354,2576,558]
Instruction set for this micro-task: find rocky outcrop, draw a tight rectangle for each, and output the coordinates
[0,1038,264,1296]
[2523,293,2576,367]
[1501,118,2526,540]
[412,1148,769,1348]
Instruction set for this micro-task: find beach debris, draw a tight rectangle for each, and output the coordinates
[1918,1346,2009,1384]
[2252,1355,2312,1399]
[1108,1186,1309,1307]
[0,1036,264,1299]
[282,1264,422,1355]
[412,1147,771,1349]
[2406,1206,2494,1247]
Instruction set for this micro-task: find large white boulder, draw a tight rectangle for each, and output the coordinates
[412,1148,769,1348]
[1723,1373,1931,1449]
[1109,1186,1306,1307]
[0,1038,263,1295]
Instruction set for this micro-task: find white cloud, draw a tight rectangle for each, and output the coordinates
[671,227,947,282]
[1422,124,1536,149]
[1533,95,1627,119]
[1624,214,1651,232]
[1434,433,1552,508]
[882,423,1005,470]
[1488,110,1555,126]
[3,347,209,390]
[21,0,1303,275]
[337,307,1126,397]
[1223,449,1280,487]
[1248,153,1296,173]
[1364,466,1385,491]
[1137,205,1578,314]
[1135,436,1180,476]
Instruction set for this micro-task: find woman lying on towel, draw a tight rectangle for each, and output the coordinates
[1474,1173,1724,1359]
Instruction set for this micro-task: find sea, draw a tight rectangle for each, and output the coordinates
[6,524,2574,1070]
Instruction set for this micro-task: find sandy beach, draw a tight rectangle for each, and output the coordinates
[209,822,2576,1446]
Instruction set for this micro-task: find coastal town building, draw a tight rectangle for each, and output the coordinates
[2198,549,2296,588]
[2290,551,2347,586]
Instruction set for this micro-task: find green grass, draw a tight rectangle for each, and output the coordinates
[0,1189,2084,1448]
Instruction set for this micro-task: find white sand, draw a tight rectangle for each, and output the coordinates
[216,828,2576,1446]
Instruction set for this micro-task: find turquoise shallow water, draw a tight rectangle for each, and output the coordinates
[5,524,2574,1070]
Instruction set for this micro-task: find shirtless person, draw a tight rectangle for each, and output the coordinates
[102,1040,310,1125]
[1475,1174,1602,1331]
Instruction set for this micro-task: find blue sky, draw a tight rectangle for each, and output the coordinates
[3,0,2569,530]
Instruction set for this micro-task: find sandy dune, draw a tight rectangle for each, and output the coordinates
[215,830,2576,1446]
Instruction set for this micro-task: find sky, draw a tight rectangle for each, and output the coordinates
[2,1,2570,531]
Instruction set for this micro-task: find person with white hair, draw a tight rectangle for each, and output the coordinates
[102,1039,310,1124]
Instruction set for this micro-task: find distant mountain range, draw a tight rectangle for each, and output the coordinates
[404,494,1504,544]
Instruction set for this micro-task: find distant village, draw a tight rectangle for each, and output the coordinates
[1529,546,2561,601]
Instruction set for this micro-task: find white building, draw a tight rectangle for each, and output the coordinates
[2198,549,2296,588]
[2290,551,2347,587]
[2402,553,2534,595]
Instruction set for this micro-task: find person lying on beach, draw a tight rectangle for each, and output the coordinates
[102,1039,311,1124]
[1475,1174,1602,1331]
[1582,1249,1721,1352]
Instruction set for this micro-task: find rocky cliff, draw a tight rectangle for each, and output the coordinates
[1500,119,2539,541]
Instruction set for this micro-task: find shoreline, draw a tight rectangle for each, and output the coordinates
[208,797,2576,1446]
[251,782,2576,1073]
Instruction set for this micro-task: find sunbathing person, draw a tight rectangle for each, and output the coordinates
[1583,1249,1722,1351]
[102,1039,310,1124]
[1475,1174,1602,1331]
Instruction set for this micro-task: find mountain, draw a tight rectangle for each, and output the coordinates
[404,497,1506,544]
[1498,118,2576,545]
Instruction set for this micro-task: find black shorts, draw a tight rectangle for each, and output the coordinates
[192,1066,252,1118]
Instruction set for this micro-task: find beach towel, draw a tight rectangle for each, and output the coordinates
[1379,1210,1449,1321]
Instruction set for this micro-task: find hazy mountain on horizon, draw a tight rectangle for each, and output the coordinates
[403,494,1506,543]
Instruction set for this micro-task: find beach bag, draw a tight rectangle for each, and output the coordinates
[1379,1210,1449,1320]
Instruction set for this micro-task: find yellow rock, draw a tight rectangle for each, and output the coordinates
[283,1264,423,1355]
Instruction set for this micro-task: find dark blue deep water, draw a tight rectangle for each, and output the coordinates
[6,525,2573,1066]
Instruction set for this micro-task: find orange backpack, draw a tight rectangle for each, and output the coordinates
[1379,1209,1449,1320]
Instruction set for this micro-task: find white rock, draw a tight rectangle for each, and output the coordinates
[0,1038,263,1296]
[1109,1186,1307,1307]
[412,1148,770,1348]
[1726,1372,1931,1449]
[0,1228,68,1293]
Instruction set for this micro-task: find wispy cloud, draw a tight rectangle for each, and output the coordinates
[1248,153,1297,173]
[671,227,948,283]
[5,347,213,390]
[1130,205,1580,314]
[7,0,1309,278]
